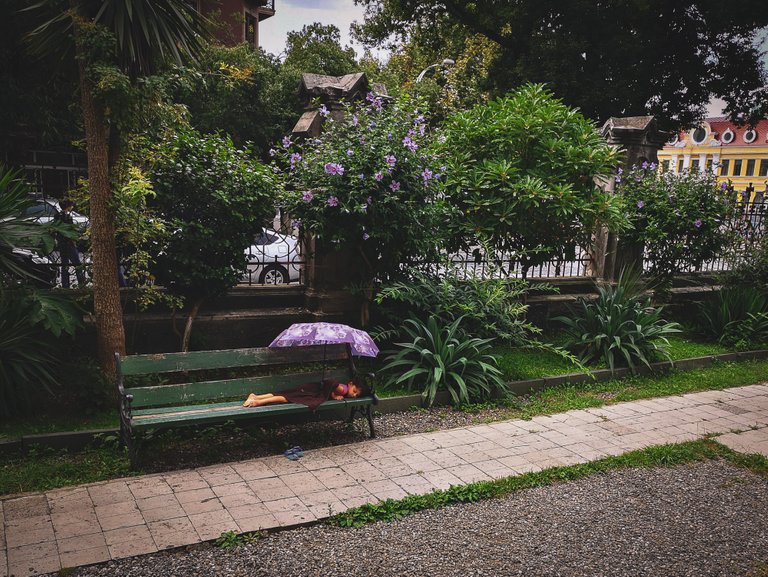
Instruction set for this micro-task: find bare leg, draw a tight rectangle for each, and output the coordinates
[243,394,289,408]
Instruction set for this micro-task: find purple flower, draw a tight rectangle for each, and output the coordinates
[282,136,292,148]
[390,180,401,192]
[422,168,433,181]
[363,232,370,240]
[415,114,425,124]
[347,149,354,157]
[319,104,329,117]
[269,148,276,157]
[694,218,702,228]
[641,161,649,170]
[720,182,728,190]
[367,196,372,205]
[290,152,302,165]
[615,175,622,183]
[302,190,314,202]
[374,171,383,181]
[384,155,396,167]
[327,196,339,207]
[369,121,377,130]
[635,174,642,182]
[403,136,418,152]
[617,167,623,174]
[372,97,383,111]
[419,124,426,136]
[649,162,657,170]
[366,92,376,102]
[324,162,345,175]
[637,200,645,209]
[352,114,358,127]
[292,219,302,229]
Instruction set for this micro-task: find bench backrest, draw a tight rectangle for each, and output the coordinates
[116,344,357,409]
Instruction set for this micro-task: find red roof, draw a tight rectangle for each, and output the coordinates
[675,117,768,146]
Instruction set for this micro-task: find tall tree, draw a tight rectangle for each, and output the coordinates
[26,0,208,376]
[283,23,358,76]
[354,0,768,128]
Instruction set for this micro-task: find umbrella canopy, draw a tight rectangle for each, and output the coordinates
[269,322,379,357]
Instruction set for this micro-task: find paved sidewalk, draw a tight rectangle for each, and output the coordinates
[2,384,768,577]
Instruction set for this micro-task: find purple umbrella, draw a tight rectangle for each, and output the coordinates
[269,322,379,357]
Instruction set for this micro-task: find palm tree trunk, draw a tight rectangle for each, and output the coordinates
[74,17,126,380]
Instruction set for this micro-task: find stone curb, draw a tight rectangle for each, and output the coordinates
[2,349,767,457]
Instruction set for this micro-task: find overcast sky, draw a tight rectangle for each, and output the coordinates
[259,0,371,59]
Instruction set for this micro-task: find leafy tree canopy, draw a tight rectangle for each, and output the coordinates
[283,23,358,77]
[354,0,768,128]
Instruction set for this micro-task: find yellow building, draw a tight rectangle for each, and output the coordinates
[657,117,768,200]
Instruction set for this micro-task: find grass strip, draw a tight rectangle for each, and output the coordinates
[329,439,768,528]
[0,443,134,497]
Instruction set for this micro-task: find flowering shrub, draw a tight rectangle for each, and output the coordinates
[273,94,445,284]
[616,164,735,285]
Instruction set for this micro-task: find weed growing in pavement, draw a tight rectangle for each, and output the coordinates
[215,530,266,549]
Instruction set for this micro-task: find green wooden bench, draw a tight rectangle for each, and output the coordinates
[115,343,377,468]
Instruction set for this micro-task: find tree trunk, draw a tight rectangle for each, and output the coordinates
[74,16,126,380]
[181,299,203,352]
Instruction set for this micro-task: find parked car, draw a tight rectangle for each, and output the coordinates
[21,198,89,229]
[243,229,302,284]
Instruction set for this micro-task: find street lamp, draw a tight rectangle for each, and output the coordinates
[415,58,455,83]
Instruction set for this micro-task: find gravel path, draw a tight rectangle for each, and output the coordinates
[52,460,768,577]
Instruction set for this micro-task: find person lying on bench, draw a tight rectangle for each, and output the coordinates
[242,378,362,411]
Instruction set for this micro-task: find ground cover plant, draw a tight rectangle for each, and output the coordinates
[556,270,681,372]
[380,315,507,407]
[2,358,767,496]
[695,287,768,350]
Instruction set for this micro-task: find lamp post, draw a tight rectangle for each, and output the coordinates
[415,58,455,83]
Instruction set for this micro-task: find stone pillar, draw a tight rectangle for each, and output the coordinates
[290,72,377,324]
[599,116,671,281]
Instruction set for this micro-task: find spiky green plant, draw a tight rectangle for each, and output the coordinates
[697,287,768,348]
[556,270,681,372]
[381,316,507,407]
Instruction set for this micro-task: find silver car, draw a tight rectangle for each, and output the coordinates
[243,229,302,284]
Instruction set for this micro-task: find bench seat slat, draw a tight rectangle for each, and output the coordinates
[121,344,351,375]
[128,369,352,409]
[131,397,375,428]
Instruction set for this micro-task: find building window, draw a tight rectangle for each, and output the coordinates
[706,159,713,172]
[722,129,735,144]
[733,159,743,176]
[746,159,756,176]
[668,134,679,145]
[677,158,684,173]
[720,159,730,176]
[662,160,670,172]
[744,129,757,144]
[690,158,700,172]
[759,160,768,177]
[692,127,707,144]
[245,12,256,45]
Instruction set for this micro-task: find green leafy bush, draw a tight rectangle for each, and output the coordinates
[381,316,507,407]
[150,128,276,349]
[616,164,735,287]
[556,271,681,371]
[722,233,768,292]
[0,289,82,417]
[696,287,768,349]
[435,84,624,277]
[374,267,541,345]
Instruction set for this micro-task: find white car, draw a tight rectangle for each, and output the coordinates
[22,199,89,229]
[243,229,302,284]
